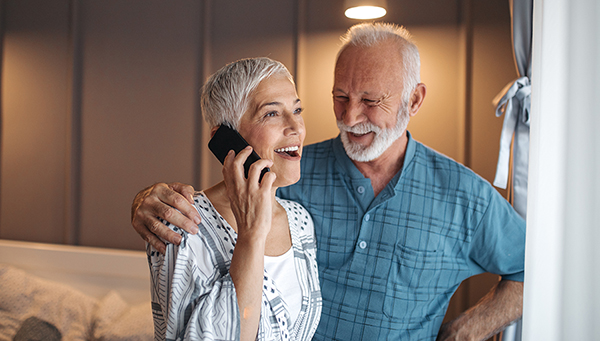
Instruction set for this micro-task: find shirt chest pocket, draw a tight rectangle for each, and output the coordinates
[383,244,446,320]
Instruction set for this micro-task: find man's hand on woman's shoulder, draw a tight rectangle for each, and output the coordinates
[131,182,201,253]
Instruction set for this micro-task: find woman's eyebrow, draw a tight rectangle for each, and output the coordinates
[259,101,281,109]
[258,98,300,109]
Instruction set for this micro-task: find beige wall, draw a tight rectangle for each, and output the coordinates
[1,0,71,244]
[0,0,517,327]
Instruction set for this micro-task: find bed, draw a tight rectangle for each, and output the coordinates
[0,239,154,340]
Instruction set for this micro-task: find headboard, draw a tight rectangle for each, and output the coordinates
[0,239,150,305]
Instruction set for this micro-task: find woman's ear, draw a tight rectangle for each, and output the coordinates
[209,126,220,139]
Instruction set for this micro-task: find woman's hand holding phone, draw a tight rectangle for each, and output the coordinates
[222,147,276,241]
[208,125,269,182]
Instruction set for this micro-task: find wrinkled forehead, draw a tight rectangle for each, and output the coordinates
[334,44,404,94]
[251,75,297,100]
[244,75,299,114]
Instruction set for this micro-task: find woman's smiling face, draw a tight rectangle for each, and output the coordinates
[237,75,306,188]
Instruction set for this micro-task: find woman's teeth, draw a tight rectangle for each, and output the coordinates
[275,146,299,153]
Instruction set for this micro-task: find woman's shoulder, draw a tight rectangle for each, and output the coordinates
[193,192,226,225]
[276,197,310,216]
[157,191,235,260]
[276,197,314,237]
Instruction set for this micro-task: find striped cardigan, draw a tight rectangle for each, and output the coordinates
[147,192,321,341]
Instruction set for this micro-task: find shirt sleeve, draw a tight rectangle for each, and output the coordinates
[148,225,241,341]
[468,189,526,282]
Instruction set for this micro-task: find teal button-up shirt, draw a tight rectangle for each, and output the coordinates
[278,132,525,340]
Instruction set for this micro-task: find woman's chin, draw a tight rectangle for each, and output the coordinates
[273,170,301,189]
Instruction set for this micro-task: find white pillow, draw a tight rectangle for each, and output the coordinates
[0,310,22,340]
[0,264,97,340]
[92,290,153,341]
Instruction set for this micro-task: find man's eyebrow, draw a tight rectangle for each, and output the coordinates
[332,89,377,96]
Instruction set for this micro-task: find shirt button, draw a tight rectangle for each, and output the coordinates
[359,241,367,249]
[364,213,370,221]
[357,186,365,194]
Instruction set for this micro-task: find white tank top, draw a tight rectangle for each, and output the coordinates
[264,247,302,325]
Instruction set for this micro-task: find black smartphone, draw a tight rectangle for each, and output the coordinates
[208,124,269,182]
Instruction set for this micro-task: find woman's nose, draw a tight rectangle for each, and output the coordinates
[284,113,305,136]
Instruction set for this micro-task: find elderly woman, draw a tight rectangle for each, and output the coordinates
[147,58,321,341]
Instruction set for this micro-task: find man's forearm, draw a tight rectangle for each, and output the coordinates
[437,279,523,341]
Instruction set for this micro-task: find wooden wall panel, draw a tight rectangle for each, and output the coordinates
[0,0,71,243]
[77,0,202,249]
[202,0,297,187]
[446,0,515,329]
[405,26,464,162]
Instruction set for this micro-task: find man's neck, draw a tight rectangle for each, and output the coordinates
[351,132,408,197]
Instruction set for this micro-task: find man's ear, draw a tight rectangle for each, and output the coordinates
[408,83,427,117]
[209,126,220,139]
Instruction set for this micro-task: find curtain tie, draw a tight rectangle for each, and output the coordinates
[492,76,531,189]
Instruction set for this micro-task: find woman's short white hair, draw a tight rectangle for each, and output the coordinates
[201,57,293,130]
[339,22,420,104]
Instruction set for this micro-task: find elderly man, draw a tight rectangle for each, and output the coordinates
[132,23,525,340]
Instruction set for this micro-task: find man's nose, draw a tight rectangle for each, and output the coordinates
[342,100,366,127]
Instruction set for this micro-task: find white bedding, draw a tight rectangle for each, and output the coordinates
[0,239,153,340]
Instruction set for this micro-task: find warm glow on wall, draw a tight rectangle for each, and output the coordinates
[344,0,387,20]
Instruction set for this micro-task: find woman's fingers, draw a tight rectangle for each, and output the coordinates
[258,170,277,188]
[247,158,274,188]
[223,146,272,186]
[223,148,249,181]
[221,147,274,238]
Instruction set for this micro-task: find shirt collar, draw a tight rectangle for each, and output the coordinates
[332,135,366,179]
[401,130,416,178]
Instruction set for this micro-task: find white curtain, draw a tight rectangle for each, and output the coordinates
[493,0,532,218]
[523,0,600,340]
[493,1,533,339]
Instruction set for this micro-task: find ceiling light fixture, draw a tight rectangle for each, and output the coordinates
[344,0,387,20]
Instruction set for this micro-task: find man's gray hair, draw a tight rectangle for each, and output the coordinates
[339,22,420,103]
[201,57,293,130]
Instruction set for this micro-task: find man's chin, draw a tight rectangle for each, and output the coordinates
[341,131,406,162]
[341,141,381,162]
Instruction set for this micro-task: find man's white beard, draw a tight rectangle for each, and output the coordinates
[337,106,410,162]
